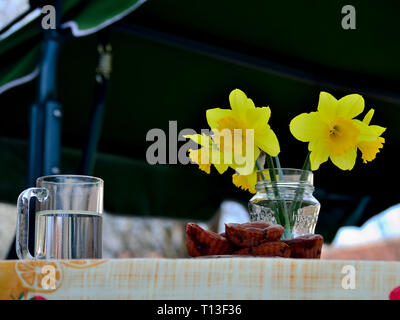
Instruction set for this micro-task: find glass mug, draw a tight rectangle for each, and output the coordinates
[16,175,103,260]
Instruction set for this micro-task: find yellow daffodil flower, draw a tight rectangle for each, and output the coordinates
[290,92,379,171]
[185,134,229,174]
[206,89,280,175]
[232,169,258,194]
[357,109,386,163]
[232,167,273,194]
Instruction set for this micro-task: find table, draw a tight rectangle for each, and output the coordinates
[0,258,399,300]
[322,238,400,261]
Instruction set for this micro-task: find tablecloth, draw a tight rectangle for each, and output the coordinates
[1,258,399,300]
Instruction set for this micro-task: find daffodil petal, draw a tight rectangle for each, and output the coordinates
[255,127,280,157]
[229,89,254,118]
[317,92,339,123]
[213,162,229,174]
[188,148,211,174]
[329,147,357,170]
[210,147,229,174]
[184,134,213,147]
[230,147,260,175]
[337,94,364,119]
[206,108,232,130]
[290,112,327,142]
[362,108,374,125]
[353,120,379,143]
[309,139,329,170]
[246,106,278,155]
[369,125,386,136]
[246,106,271,128]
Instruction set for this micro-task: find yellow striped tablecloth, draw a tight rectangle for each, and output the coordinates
[0,258,399,300]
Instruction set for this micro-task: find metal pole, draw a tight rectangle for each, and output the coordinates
[7,0,65,259]
[80,31,112,175]
[27,0,64,185]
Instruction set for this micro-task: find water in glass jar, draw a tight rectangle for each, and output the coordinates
[248,199,320,239]
[34,210,102,259]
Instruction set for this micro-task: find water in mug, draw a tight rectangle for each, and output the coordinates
[34,210,102,259]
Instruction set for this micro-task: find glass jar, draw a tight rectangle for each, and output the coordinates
[248,168,320,239]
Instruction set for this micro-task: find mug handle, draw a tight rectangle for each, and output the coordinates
[16,188,49,260]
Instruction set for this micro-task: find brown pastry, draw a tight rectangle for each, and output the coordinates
[233,241,291,257]
[282,234,324,259]
[186,223,233,257]
[225,222,284,248]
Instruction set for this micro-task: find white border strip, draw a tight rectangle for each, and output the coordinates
[0,67,39,95]
[60,0,147,37]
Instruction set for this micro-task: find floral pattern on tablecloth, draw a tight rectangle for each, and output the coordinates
[0,259,108,300]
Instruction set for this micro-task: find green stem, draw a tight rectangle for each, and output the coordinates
[274,155,289,222]
[255,160,282,225]
[274,156,283,174]
[288,152,311,225]
[265,155,290,232]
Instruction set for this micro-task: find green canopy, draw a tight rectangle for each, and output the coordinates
[0,0,146,93]
[1,0,399,242]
